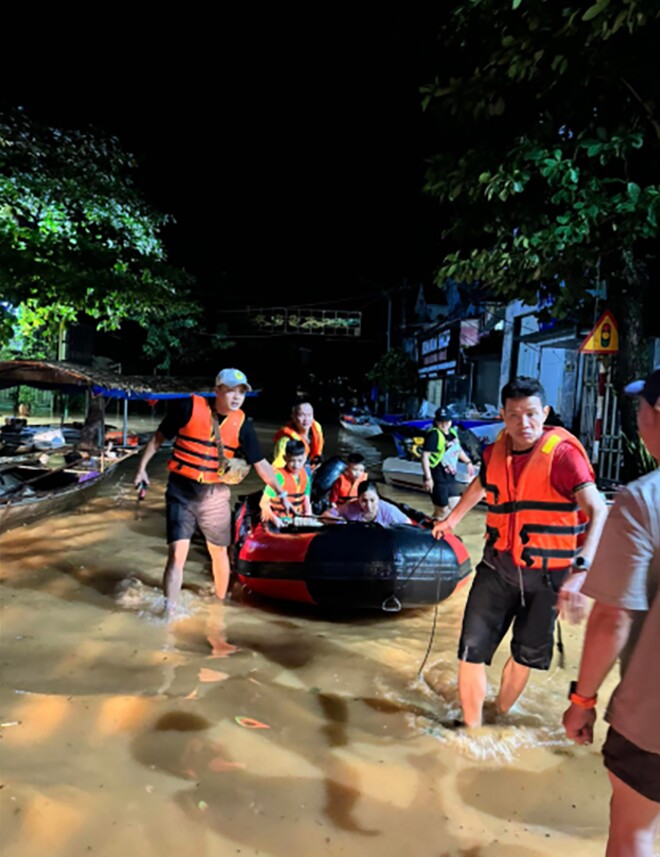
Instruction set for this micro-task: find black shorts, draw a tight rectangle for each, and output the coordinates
[431,466,460,507]
[457,562,568,670]
[165,474,231,546]
[603,727,660,803]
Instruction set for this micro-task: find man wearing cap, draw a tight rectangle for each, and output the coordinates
[421,407,475,521]
[564,367,660,856]
[135,368,294,614]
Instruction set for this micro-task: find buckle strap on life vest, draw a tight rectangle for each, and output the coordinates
[486,525,500,547]
[170,452,220,472]
[177,433,215,448]
[487,500,579,515]
[484,482,500,502]
[521,546,577,568]
[519,522,588,544]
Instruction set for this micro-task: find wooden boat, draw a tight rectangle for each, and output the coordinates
[0,452,137,534]
[0,358,241,533]
[233,491,472,611]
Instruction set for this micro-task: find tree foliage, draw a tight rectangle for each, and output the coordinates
[366,348,418,396]
[0,109,198,351]
[422,0,660,475]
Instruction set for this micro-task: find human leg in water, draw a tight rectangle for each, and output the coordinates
[495,657,531,714]
[164,539,191,615]
[458,660,488,727]
[206,542,231,600]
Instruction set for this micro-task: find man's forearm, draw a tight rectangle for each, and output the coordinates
[254,459,282,494]
[575,487,609,564]
[137,432,164,472]
[421,452,432,481]
[575,602,632,698]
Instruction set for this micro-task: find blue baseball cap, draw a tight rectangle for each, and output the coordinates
[624,366,660,406]
[215,368,252,391]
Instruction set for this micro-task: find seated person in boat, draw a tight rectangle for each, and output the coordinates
[273,401,324,471]
[260,439,312,527]
[328,453,367,507]
[324,480,412,526]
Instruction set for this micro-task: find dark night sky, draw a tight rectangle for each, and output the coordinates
[3,12,452,382]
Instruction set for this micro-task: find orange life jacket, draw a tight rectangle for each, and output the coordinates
[270,467,309,516]
[484,426,594,570]
[167,395,245,483]
[332,471,367,505]
[273,420,324,461]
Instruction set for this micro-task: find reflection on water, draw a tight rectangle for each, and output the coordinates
[0,422,625,856]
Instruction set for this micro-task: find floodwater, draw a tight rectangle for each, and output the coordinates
[0,421,626,857]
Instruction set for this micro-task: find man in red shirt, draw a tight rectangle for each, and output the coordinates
[433,376,608,728]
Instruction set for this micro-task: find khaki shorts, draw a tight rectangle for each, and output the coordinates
[165,474,231,546]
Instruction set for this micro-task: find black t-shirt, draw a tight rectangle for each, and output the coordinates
[158,397,265,464]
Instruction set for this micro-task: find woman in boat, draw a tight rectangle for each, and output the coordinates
[324,480,411,526]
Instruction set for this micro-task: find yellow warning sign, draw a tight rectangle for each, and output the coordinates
[579,310,619,354]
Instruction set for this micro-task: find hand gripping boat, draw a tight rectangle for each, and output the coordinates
[232,473,472,612]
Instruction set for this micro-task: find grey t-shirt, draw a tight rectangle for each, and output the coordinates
[582,470,660,753]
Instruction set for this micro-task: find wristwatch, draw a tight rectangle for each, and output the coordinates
[568,680,597,708]
[571,555,590,574]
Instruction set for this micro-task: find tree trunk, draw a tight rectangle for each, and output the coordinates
[608,257,651,481]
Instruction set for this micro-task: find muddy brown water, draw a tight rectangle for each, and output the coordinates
[0,421,626,856]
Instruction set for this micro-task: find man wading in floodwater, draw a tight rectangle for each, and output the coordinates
[433,377,608,728]
[134,368,294,615]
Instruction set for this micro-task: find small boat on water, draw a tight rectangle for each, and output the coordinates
[0,452,137,534]
[0,358,247,533]
[382,456,479,494]
[339,412,383,439]
[232,482,472,611]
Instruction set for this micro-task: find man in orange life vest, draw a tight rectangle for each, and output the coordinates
[273,401,324,470]
[328,453,367,508]
[260,439,312,527]
[433,376,608,728]
[134,368,294,614]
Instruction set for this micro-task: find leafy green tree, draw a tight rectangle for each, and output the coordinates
[422,0,660,477]
[366,348,418,409]
[0,108,200,359]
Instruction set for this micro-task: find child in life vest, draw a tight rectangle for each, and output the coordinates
[260,439,312,527]
[328,453,368,508]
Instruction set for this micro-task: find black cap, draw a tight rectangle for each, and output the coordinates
[434,408,452,421]
[624,367,660,406]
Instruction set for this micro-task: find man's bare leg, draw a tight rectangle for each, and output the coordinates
[496,657,531,714]
[164,540,190,615]
[458,660,488,727]
[206,542,231,600]
[606,771,660,857]
[433,504,450,521]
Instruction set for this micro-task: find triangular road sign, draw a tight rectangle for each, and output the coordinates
[579,310,619,354]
